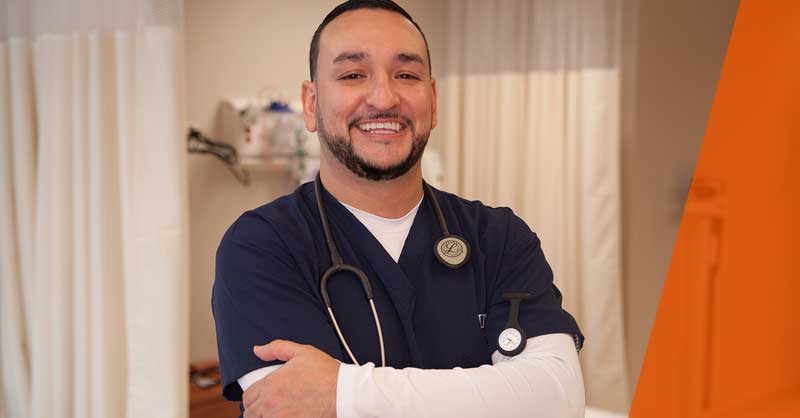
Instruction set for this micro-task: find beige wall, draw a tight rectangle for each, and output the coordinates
[621,0,739,400]
[186,0,446,363]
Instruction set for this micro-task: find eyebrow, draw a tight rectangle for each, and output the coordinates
[332,51,426,66]
[333,51,368,64]
[397,53,424,66]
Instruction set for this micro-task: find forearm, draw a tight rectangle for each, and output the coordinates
[336,333,584,418]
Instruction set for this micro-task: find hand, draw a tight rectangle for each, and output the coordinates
[243,340,340,418]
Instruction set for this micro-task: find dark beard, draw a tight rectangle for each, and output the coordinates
[316,112,429,181]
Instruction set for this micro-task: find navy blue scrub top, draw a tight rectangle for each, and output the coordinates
[212,181,584,402]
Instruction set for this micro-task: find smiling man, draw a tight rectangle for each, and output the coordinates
[212,1,585,417]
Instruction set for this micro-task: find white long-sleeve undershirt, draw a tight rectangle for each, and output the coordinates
[238,333,584,418]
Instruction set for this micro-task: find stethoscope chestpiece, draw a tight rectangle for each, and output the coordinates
[434,234,471,269]
[424,182,470,269]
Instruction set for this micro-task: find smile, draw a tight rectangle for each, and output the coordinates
[356,121,404,134]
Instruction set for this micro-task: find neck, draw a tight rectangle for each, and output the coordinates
[319,152,424,219]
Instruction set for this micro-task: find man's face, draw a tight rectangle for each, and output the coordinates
[302,9,437,181]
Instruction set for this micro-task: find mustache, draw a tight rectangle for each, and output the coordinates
[347,113,414,130]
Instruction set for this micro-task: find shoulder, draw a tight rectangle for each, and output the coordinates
[432,187,530,238]
[431,188,543,276]
[218,182,318,256]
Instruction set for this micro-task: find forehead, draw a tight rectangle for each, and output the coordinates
[318,8,427,65]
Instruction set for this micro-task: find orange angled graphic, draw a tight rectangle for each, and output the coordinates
[629,1,800,417]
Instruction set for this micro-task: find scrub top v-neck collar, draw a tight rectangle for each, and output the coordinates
[340,196,423,263]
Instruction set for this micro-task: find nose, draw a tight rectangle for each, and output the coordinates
[365,75,400,110]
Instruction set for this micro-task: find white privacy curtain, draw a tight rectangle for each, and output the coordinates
[439,0,629,411]
[0,1,188,417]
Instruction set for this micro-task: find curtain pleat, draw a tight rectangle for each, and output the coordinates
[0,40,32,418]
[442,0,629,411]
[0,1,187,417]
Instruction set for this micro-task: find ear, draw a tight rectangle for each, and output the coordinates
[430,78,438,129]
[301,80,318,132]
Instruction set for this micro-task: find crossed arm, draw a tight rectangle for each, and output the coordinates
[240,333,584,418]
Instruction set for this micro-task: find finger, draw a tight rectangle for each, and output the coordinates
[243,400,259,418]
[253,339,304,362]
[243,405,256,418]
[242,382,262,409]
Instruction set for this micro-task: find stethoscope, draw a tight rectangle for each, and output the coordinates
[314,173,470,366]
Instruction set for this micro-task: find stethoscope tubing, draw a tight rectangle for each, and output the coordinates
[313,173,456,368]
[315,174,387,367]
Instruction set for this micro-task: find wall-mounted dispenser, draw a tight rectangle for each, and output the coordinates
[188,98,320,186]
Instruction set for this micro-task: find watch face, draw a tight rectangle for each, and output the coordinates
[498,328,523,352]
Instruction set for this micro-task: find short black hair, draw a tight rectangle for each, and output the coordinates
[309,0,431,81]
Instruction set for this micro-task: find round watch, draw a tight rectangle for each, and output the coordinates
[497,326,526,356]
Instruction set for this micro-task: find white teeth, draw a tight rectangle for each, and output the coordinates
[357,121,401,133]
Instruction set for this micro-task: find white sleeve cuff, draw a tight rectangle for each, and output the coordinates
[237,364,283,391]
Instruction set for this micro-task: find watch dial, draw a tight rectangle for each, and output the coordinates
[498,328,522,351]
